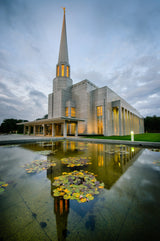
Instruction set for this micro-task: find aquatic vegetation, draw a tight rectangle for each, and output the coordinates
[22,159,56,174]
[61,156,92,167]
[0,181,8,193]
[53,170,104,203]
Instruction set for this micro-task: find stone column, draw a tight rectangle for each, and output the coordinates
[112,108,114,135]
[119,105,122,136]
[52,123,54,137]
[117,108,119,135]
[43,124,46,136]
[121,108,123,135]
[28,126,31,135]
[63,121,67,137]
[128,111,130,133]
[124,109,127,135]
[23,125,26,135]
[33,125,36,136]
[123,108,125,135]
[75,122,78,137]
[133,115,135,133]
[131,113,133,131]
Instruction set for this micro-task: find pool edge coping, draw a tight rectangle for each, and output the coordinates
[0,136,160,148]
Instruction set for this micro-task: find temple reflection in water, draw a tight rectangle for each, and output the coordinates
[21,141,142,241]
[22,140,142,189]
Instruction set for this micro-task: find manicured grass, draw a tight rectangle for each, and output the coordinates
[84,133,160,142]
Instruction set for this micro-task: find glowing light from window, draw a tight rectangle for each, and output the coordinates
[61,65,64,76]
[57,65,59,76]
[97,106,103,134]
[71,107,76,117]
[65,107,68,117]
[66,66,69,77]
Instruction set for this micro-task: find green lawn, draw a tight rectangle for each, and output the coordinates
[84,133,160,142]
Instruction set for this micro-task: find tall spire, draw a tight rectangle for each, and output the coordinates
[58,7,69,64]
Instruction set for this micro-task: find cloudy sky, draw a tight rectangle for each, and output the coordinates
[0,0,160,124]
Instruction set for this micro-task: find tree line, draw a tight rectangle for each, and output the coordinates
[144,116,160,133]
[0,114,48,134]
[0,115,159,134]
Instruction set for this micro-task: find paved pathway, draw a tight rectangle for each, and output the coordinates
[0,134,160,147]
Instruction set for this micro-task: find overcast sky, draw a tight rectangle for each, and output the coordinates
[0,0,160,124]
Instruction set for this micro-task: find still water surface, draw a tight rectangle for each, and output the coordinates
[0,141,160,241]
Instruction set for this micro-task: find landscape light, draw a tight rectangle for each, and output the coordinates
[131,131,134,141]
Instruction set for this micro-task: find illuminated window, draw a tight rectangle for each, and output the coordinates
[61,65,64,76]
[97,106,103,134]
[66,66,69,77]
[65,107,68,117]
[71,107,76,117]
[97,106,103,117]
[57,65,59,76]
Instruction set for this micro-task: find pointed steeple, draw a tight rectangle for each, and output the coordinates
[58,7,69,64]
[56,8,70,79]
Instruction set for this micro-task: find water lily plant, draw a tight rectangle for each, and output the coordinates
[53,170,104,203]
[0,181,8,194]
[61,156,92,167]
[22,159,56,174]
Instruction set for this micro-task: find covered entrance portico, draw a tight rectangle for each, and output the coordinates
[21,117,85,137]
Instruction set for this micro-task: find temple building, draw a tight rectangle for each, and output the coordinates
[22,9,144,137]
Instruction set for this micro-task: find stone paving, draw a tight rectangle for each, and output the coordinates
[0,134,160,148]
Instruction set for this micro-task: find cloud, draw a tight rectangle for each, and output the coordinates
[102,55,160,116]
[0,81,47,124]
[0,0,160,124]
[29,90,47,107]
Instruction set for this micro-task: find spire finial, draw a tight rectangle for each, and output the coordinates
[61,7,66,14]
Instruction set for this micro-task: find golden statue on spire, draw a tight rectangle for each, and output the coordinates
[61,7,66,13]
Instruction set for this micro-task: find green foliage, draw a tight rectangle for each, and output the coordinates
[0,181,8,194]
[144,116,160,133]
[36,114,48,120]
[61,156,92,167]
[0,119,28,134]
[53,170,104,203]
[85,133,160,142]
[22,159,56,174]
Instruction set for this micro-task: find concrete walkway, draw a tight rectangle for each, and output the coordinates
[0,134,160,148]
[0,134,64,145]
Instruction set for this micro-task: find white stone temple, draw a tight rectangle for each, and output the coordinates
[23,9,144,137]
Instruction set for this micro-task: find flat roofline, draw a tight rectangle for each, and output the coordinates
[17,117,85,125]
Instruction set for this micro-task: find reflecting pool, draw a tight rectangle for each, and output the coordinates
[0,141,160,241]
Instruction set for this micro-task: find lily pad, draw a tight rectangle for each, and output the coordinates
[53,170,104,203]
[61,156,92,167]
[22,159,56,174]
[0,181,8,194]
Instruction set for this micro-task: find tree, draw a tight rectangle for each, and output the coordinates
[0,119,28,134]
[36,114,48,120]
[144,116,160,133]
